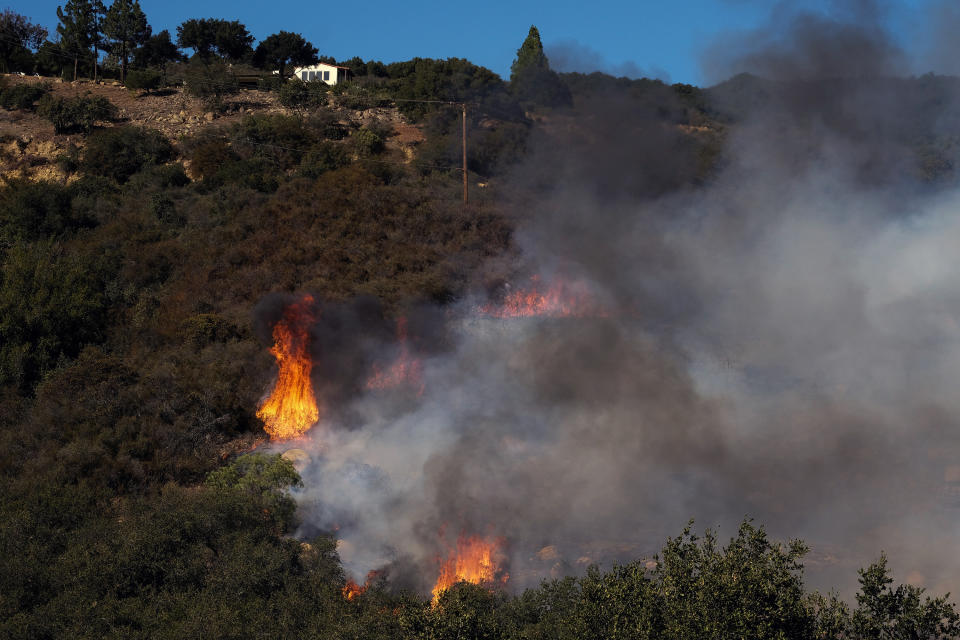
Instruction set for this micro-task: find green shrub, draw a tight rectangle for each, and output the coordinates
[0,180,95,243]
[149,193,185,226]
[179,314,241,350]
[298,141,349,178]
[0,241,111,392]
[191,140,238,179]
[36,94,117,134]
[257,75,284,92]
[183,58,238,109]
[80,126,175,183]
[231,114,312,169]
[278,78,328,111]
[125,68,162,93]
[0,82,50,111]
[126,163,190,191]
[351,127,384,157]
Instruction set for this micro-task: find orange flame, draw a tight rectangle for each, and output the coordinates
[342,569,384,600]
[343,579,366,600]
[256,295,320,441]
[431,535,507,604]
[365,317,424,395]
[479,275,608,318]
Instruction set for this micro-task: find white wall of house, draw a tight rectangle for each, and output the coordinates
[291,63,350,85]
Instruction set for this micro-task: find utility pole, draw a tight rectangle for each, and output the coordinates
[461,102,468,205]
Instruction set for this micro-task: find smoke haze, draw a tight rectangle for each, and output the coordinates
[257,0,960,598]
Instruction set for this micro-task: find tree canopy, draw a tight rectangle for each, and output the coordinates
[253,31,318,78]
[0,9,48,72]
[102,0,150,82]
[176,18,253,61]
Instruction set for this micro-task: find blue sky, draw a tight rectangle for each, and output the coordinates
[12,0,935,86]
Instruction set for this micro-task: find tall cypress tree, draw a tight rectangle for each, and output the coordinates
[510,25,549,82]
[102,0,150,83]
[509,25,571,109]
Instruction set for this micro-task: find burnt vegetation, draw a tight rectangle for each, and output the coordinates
[2,5,960,639]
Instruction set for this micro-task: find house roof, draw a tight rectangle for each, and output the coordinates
[294,63,352,71]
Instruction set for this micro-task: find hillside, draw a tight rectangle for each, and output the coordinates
[3,51,960,638]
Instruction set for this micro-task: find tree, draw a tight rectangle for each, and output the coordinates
[510,25,548,81]
[851,554,960,640]
[57,0,97,80]
[133,29,181,80]
[213,20,253,61]
[253,31,318,79]
[176,18,216,58]
[0,10,47,73]
[508,25,571,109]
[205,453,302,532]
[102,0,150,83]
[176,18,252,61]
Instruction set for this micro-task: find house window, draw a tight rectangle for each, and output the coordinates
[323,70,330,82]
[308,71,316,81]
[301,71,307,81]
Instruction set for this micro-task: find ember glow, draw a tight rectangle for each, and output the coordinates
[478,275,608,318]
[431,535,507,604]
[256,295,320,441]
[365,317,424,395]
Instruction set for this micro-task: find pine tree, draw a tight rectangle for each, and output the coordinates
[56,0,95,80]
[510,25,549,82]
[102,0,150,83]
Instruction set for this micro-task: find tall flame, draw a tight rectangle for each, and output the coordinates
[431,535,507,604]
[257,295,320,441]
[479,275,608,318]
[365,317,424,395]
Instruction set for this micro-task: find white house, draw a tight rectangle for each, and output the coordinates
[291,63,352,86]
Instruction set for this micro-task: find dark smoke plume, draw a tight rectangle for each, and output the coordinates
[259,0,960,599]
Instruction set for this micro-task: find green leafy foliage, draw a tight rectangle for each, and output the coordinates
[133,29,182,74]
[36,93,117,134]
[0,241,110,391]
[0,179,94,243]
[851,554,960,640]
[177,18,253,61]
[124,67,162,92]
[0,81,50,110]
[80,125,175,183]
[182,56,238,109]
[253,31,318,78]
[0,9,48,73]
[278,77,328,111]
[205,452,303,531]
[510,25,549,80]
[351,126,385,157]
[102,0,150,82]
